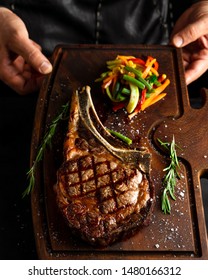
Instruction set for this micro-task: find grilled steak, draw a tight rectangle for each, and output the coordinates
[54,86,154,246]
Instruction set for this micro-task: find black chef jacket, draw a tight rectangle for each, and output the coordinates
[1,0,172,56]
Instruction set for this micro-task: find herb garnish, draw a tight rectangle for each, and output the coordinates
[158,136,181,214]
[22,102,69,197]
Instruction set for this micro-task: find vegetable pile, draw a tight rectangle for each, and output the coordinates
[95,55,170,119]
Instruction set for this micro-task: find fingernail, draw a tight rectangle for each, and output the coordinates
[39,61,52,74]
[185,75,191,85]
[173,36,183,47]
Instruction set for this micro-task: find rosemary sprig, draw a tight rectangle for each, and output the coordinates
[158,136,181,214]
[22,101,69,197]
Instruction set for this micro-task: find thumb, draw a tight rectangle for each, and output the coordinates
[10,37,52,74]
[172,18,208,48]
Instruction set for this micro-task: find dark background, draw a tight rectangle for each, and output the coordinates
[0,82,38,259]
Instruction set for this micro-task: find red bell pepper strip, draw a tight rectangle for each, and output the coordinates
[128,89,146,119]
[128,58,146,66]
[112,101,126,111]
[158,74,167,83]
[146,56,159,70]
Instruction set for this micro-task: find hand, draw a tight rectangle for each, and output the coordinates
[0,8,52,95]
[171,1,208,85]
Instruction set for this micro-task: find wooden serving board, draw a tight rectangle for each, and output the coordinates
[31,44,208,260]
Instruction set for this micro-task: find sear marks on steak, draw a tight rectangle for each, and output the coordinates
[54,86,154,247]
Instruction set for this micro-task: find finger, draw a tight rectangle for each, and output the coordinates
[0,8,51,74]
[0,53,41,94]
[8,36,52,74]
[185,60,208,85]
[1,70,40,95]
[172,17,208,48]
[3,67,43,95]
[30,40,42,51]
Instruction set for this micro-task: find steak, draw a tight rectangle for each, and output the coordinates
[54,86,154,247]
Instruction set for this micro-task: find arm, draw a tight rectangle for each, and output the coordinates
[0,7,52,94]
[171,1,208,85]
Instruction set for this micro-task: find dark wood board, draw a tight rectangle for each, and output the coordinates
[30,44,208,260]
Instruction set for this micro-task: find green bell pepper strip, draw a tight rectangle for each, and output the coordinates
[126,83,140,114]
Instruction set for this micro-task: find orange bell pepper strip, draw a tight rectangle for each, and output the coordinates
[153,78,170,95]
[141,79,170,111]
[142,56,159,77]
[102,79,112,89]
[141,92,166,111]
[150,93,167,106]
[116,55,135,65]
[102,74,117,89]
[146,56,159,70]
[150,67,159,77]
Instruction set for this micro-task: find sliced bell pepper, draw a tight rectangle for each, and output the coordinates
[96,54,170,118]
[128,58,146,66]
[146,56,159,70]
[141,93,167,111]
[158,74,167,83]
[141,90,167,111]
[153,79,170,95]
[149,93,167,106]
[142,58,157,79]
[112,101,126,111]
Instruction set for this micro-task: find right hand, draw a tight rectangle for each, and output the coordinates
[0,8,52,95]
[170,1,208,85]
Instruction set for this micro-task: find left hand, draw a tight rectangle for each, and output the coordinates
[171,1,208,85]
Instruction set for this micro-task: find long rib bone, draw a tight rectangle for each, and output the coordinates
[76,86,151,173]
